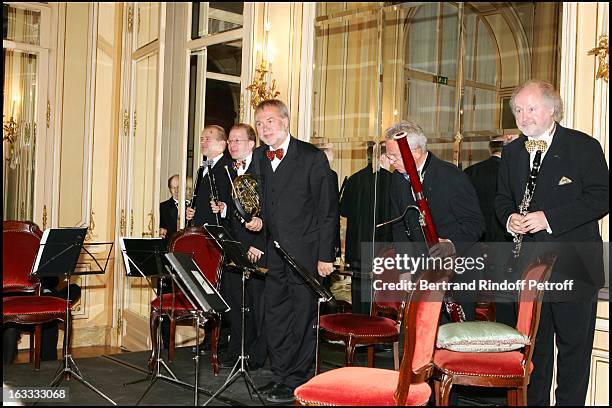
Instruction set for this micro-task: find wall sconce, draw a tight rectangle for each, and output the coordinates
[588,35,608,82]
[246,59,280,110]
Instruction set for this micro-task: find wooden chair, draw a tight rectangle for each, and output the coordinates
[316,248,405,372]
[148,227,223,375]
[3,221,68,369]
[433,255,556,406]
[295,268,451,406]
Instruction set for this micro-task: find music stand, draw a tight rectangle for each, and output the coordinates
[120,237,198,405]
[30,227,115,405]
[202,225,267,406]
[165,252,230,405]
[273,240,335,375]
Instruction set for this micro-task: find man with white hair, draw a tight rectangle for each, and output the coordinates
[496,80,609,405]
[384,120,485,321]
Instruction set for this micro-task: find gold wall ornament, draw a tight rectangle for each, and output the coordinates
[42,205,48,230]
[122,110,129,137]
[588,35,608,82]
[3,115,20,168]
[130,209,134,235]
[46,100,51,128]
[120,209,126,236]
[142,211,155,237]
[127,6,133,33]
[133,110,137,138]
[246,60,280,110]
[85,211,96,241]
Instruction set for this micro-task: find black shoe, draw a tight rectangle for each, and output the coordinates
[256,381,278,395]
[266,384,295,403]
[218,354,239,368]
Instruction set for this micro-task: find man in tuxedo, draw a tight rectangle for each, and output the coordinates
[246,99,337,403]
[385,121,485,321]
[159,174,180,247]
[495,80,609,405]
[464,135,518,326]
[186,125,232,228]
[215,123,267,369]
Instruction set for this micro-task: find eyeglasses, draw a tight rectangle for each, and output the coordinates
[228,139,249,145]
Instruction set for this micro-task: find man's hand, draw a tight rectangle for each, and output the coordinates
[429,238,456,259]
[159,228,167,239]
[523,211,549,234]
[317,261,334,277]
[247,246,263,263]
[245,217,263,232]
[186,207,195,221]
[210,200,226,214]
[508,213,529,234]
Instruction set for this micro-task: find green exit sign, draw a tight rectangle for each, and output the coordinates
[435,75,448,85]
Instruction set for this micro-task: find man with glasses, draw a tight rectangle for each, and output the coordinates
[217,123,268,370]
[384,120,485,322]
[246,99,337,403]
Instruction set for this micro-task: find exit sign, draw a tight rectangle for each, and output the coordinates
[435,75,448,85]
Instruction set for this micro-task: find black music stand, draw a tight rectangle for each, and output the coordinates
[165,252,230,405]
[272,240,335,375]
[120,237,199,405]
[202,225,267,406]
[30,227,115,405]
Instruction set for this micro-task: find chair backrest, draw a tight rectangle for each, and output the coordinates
[394,267,451,405]
[515,255,555,365]
[169,227,223,286]
[371,247,406,324]
[3,221,43,294]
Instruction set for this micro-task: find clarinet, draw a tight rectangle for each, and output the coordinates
[512,149,543,258]
[393,131,465,322]
[206,160,221,226]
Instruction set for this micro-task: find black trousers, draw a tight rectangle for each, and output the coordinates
[264,246,317,389]
[527,299,598,406]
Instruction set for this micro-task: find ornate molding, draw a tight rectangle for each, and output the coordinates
[85,211,96,241]
[42,205,48,230]
[120,209,126,236]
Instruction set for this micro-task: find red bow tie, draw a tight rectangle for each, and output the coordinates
[266,148,284,161]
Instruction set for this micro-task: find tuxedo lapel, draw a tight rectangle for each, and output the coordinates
[514,135,531,199]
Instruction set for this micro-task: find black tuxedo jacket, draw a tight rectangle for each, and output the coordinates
[228,146,266,256]
[159,197,178,241]
[390,152,485,256]
[464,156,510,243]
[192,153,233,228]
[258,136,338,273]
[495,124,609,288]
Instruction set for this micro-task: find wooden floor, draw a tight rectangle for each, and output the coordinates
[14,345,125,364]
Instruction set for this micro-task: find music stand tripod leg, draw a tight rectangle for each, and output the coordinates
[203,267,266,406]
[47,287,117,406]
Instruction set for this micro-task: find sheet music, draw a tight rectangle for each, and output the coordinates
[32,228,51,275]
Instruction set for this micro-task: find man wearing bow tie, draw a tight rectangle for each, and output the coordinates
[217,123,268,369]
[186,125,233,228]
[495,80,609,405]
[247,99,337,403]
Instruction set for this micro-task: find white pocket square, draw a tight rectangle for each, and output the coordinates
[558,176,573,185]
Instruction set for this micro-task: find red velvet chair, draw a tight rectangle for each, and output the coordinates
[148,227,223,375]
[3,221,68,370]
[295,268,451,406]
[317,248,405,372]
[433,255,556,406]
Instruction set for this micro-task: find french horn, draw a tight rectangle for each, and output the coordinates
[224,166,260,223]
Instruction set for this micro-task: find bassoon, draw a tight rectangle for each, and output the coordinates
[393,131,465,322]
